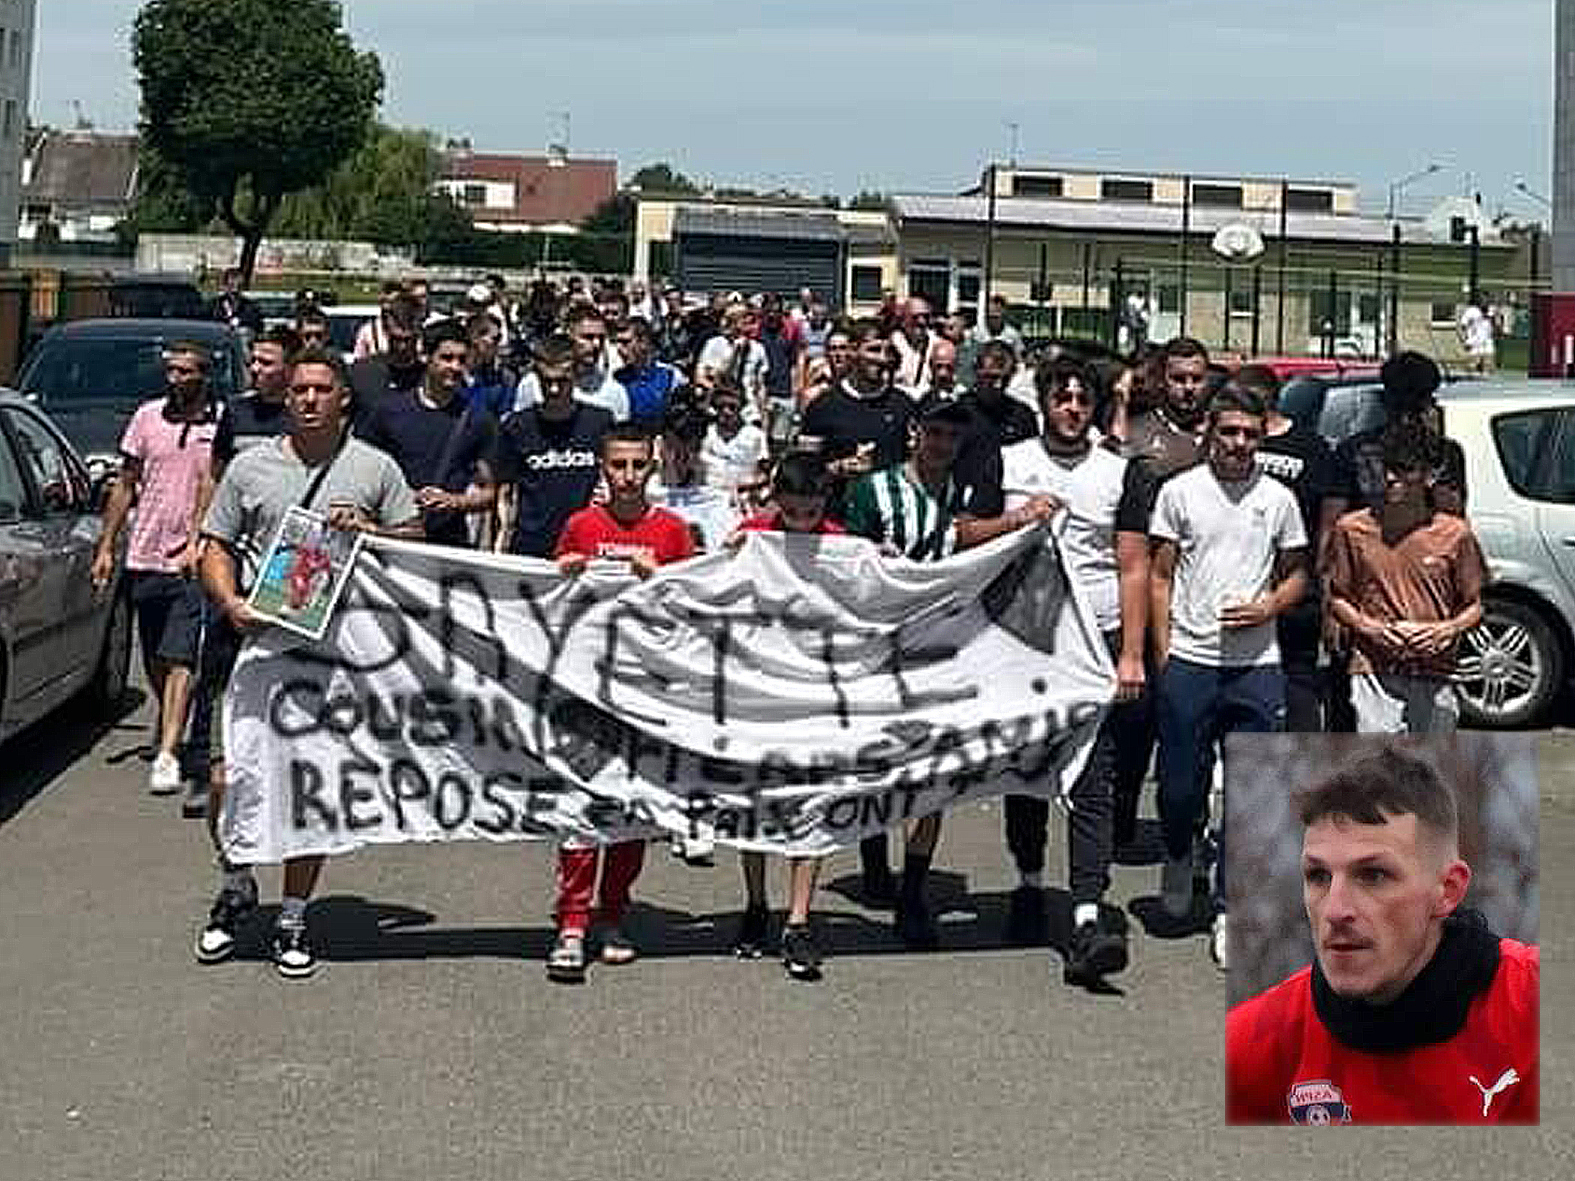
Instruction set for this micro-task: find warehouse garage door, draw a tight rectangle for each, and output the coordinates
[674,208,845,306]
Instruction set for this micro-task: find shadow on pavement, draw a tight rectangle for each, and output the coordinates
[214,875,1145,982]
[0,689,148,831]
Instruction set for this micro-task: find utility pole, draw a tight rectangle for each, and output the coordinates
[1179,174,1191,337]
[983,162,999,309]
[1276,178,1288,353]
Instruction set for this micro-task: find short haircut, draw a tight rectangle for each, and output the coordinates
[709,381,744,406]
[1207,383,1267,423]
[255,325,302,355]
[976,340,1017,371]
[848,318,886,346]
[1297,746,1459,850]
[565,303,605,331]
[1232,363,1283,407]
[622,316,655,345]
[287,345,349,387]
[532,334,575,369]
[1162,335,1210,365]
[165,340,212,372]
[295,308,329,331]
[600,423,654,454]
[422,317,470,356]
[466,312,503,341]
[380,279,405,297]
[1034,355,1095,398]
[386,293,423,332]
[662,394,711,443]
[772,451,831,499]
[1380,350,1442,415]
[1381,418,1443,475]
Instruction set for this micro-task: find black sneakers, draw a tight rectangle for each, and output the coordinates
[781,923,823,982]
[271,922,316,980]
[1063,914,1130,988]
[1005,884,1048,945]
[733,902,770,959]
[193,879,258,964]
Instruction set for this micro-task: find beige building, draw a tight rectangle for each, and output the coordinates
[0,0,35,266]
[890,164,1519,362]
[634,162,1523,363]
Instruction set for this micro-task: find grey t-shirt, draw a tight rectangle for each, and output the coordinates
[1150,464,1306,667]
[203,435,419,588]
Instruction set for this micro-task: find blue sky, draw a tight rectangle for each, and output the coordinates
[33,0,1554,219]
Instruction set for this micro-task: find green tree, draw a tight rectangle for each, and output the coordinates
[272,122,473,247]
[132,0,383,283]
[848,190,889,211]
[582,161,702,236]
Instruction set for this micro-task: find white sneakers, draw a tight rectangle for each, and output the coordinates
[149,751,182,796]
[1211,913,1228,971]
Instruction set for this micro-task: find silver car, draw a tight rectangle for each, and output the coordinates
[0,392,131,740]
[1438,382,1575,727]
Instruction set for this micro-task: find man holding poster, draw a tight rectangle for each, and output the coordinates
[195,345,422,979]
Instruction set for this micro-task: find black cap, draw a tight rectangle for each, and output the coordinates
[919,399,974,428]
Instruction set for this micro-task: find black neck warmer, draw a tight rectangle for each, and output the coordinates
[1312,909,1501,1053]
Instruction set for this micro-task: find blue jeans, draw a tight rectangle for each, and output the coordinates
[1156,657,1285,905]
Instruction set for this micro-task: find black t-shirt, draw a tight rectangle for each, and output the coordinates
[492,404,613,557]
[224,393,290,457]
[1332,425,1467,512]
[799,383,919,471]
[357,391,497,546]
[349,355,424,419]
[949,391,1040,514]
[1256,424,1333,539]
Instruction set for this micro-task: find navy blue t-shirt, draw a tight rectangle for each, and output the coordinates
[491,404,613,557]
[356,390,497,546]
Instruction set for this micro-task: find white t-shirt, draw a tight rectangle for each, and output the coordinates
[514,368,630,422]
[1150,464,1307,667]
[698,335,768,400]
[650,478,740,552]
[702,423,769,492]
[1001,439,1132,633]
[1459,305,1495,355]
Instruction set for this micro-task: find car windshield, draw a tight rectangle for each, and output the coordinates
[19,337,238,404]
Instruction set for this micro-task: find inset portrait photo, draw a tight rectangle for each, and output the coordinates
[1222,734,1538,1125]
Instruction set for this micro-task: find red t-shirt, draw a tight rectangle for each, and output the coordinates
[738,512,846,535]
[556,502,695,566]
[1226,938,1539,1124]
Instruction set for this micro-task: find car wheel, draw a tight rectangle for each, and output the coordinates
[1455,598,1564,728]
[83,587,133,717]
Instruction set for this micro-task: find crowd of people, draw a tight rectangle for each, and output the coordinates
[98,269,1490,987]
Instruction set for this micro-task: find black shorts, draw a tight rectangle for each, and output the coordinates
[128,571,203,668]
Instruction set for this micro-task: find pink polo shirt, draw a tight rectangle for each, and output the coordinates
[119,398,224,574]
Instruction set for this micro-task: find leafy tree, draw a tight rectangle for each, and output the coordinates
[582,161,702,237]
[132,0,383,283]
[848,190,889,211]
[272,122,473,247]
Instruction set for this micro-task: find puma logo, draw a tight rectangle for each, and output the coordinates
[1468,1067,1520,1117]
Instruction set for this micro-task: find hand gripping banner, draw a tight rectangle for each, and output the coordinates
[221,524,1114,864]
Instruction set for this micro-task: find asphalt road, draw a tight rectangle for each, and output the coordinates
[1,689,1570,1181]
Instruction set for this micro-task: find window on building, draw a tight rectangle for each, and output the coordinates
[850,265,884,302]
[1307,289,1353,336]
[1157,285,1180,313]
[1012,176,1063,199]
[1192,183,1243,208]
[1228,287,1255,316]
[1430,301,1458,327]
[908,261,951,312]
[1285,187,1334,213]
[7,28,19,69]
[1101,178,1154,203]
[1357,294,1381,325]
[956,271,981,306]
[462,184,486,206]
[2,99,14,140]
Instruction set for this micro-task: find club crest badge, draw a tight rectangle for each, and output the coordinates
[1287,1080,1352,1125]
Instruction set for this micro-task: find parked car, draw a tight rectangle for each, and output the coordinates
[0,393,132,741]
[1288,376,1575,727]
[322,304,381,364]
[1437,384,1575,727]
[10,319,248,478]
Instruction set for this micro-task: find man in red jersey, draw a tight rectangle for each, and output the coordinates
[546,425,695,983]
[1226,746,1538,1124]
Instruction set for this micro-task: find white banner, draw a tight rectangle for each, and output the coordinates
[222,524,1114,865]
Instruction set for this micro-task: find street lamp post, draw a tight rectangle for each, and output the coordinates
[1385,163,1442,355]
